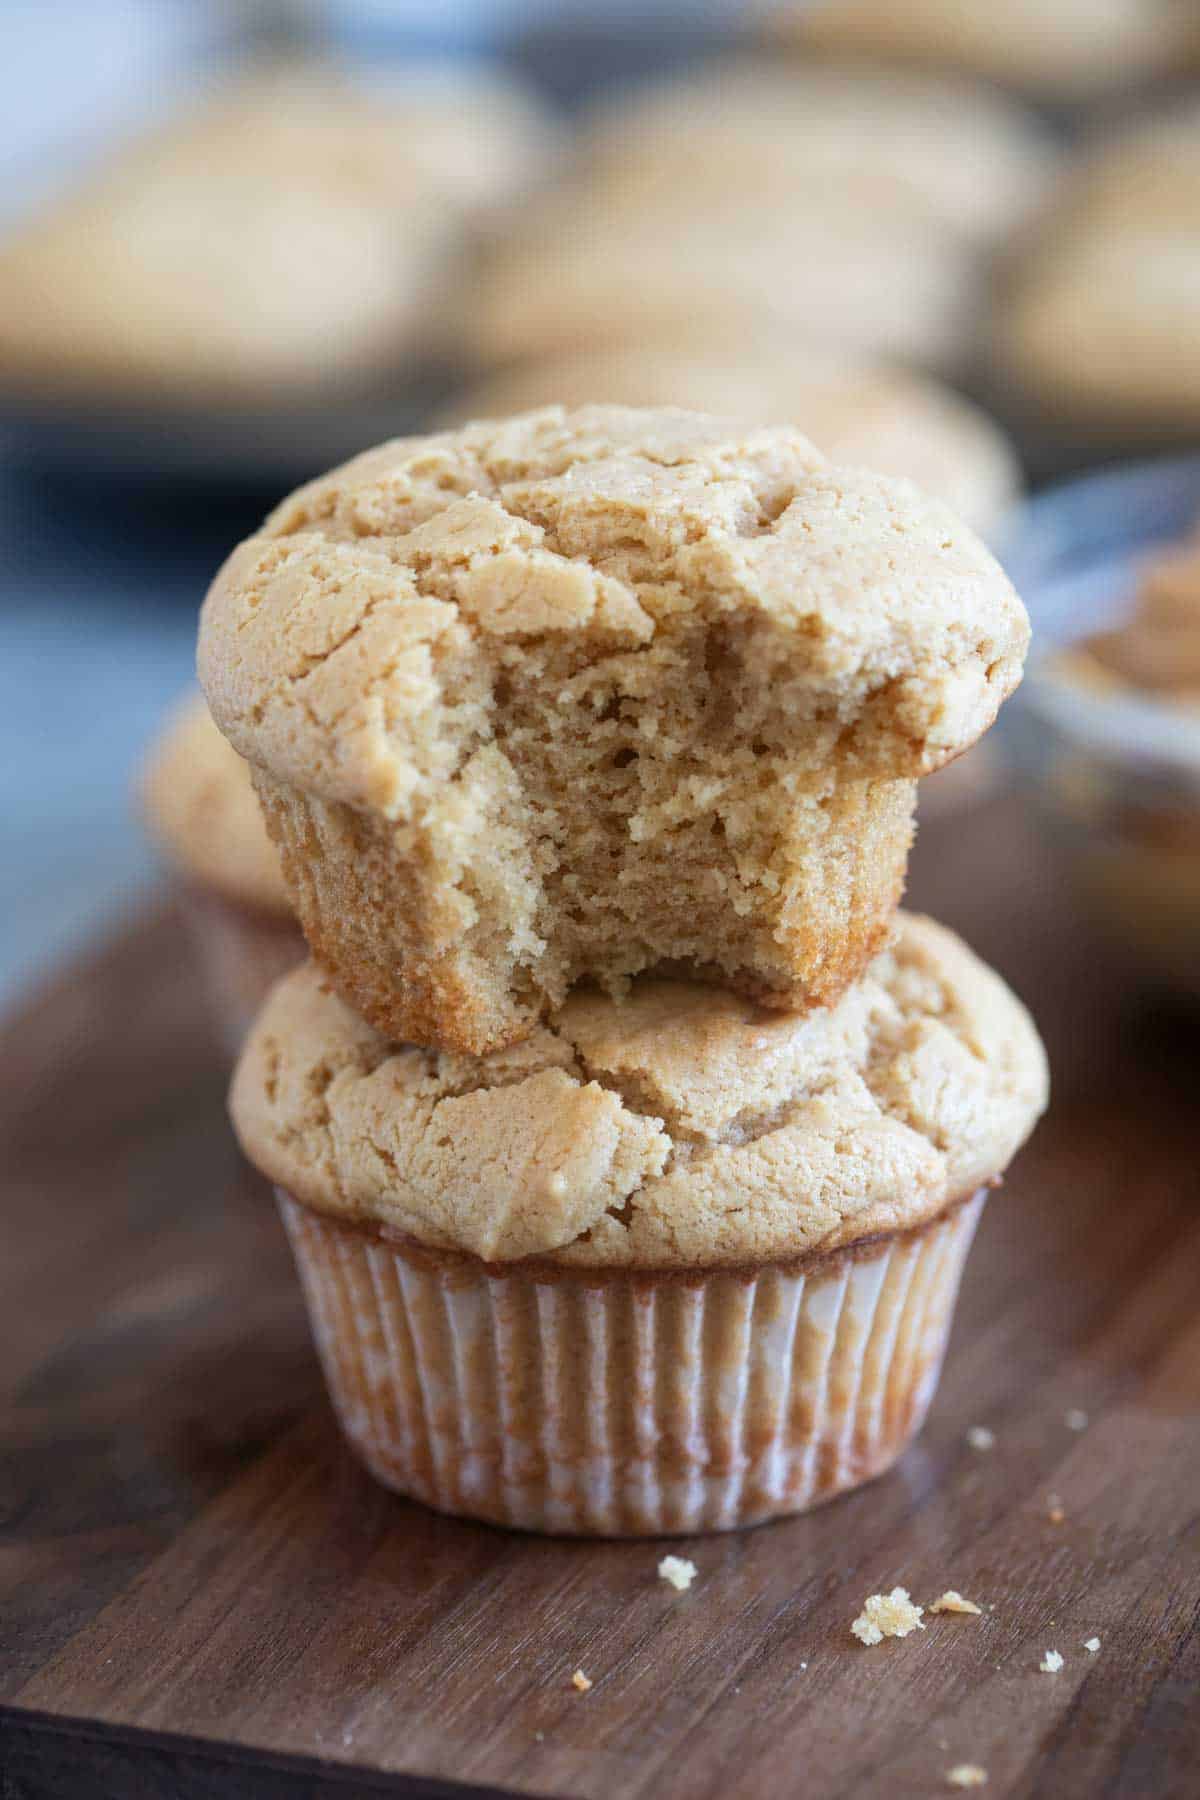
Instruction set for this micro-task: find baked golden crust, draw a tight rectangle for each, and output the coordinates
[231,913,1048,1269]
[200,406,1028,1051]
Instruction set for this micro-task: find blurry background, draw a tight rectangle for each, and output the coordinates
[2,0,1198,1009]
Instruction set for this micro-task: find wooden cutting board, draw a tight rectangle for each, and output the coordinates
[2,797,1199,1799]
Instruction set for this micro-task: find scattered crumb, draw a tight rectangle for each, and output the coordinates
[851,1588,926,1646]
[1047,1504,1066,1524]
[947,1767,988,1789]
[1065,1409,1089,1432]
[966,1426,995,1451]
[800,1662,808,1670]
[1039,1650,1064,1674]
[534,1731,545,1742]
[1083,1637,1101,1654]
[658,1555,697,1592]
[572,1669,592,1693]
[930,1591,983,1616]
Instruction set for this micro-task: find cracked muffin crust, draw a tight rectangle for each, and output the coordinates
[200,407,1029,1054]
[231,913,1048,1269]
[438,346,1020,539]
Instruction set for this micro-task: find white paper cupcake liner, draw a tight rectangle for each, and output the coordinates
[179,886,305,1052]
[279,1189,985,1536]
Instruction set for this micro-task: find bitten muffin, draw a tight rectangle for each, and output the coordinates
[199,407,1030,1054]
[140,694,304,1045]
[438,344,1021,539]
[231,913,1048,1533]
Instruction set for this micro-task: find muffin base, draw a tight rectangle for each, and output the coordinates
[179,884,305,1053]
[279,1188,984,1536]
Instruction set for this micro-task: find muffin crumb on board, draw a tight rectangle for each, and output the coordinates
[930,1591,982,1616]
[658,1557,697,1592]
[851,1588,925,1645]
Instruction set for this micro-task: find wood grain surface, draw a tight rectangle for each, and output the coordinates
[2,795,1199,1799]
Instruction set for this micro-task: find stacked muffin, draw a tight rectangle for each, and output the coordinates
[199,406,1047,1535]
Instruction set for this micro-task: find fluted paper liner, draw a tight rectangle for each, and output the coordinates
[280,1189,985,1536]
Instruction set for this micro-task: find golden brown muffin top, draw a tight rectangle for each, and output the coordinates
[199,405,1029,821]
[231,913,1048,1268]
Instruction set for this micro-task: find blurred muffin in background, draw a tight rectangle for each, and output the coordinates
[1050,99,1200,237]
[993,105,1200,438]
[1064,527,1200,702]
[463,196,981,373]
[773,0,1198,100]
[579,62,1057,249]
[460,58,1059,380]
[360,62,561,215]
[438,342,1020,538]
[141,694,303,1049]
[0,62,558,404]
